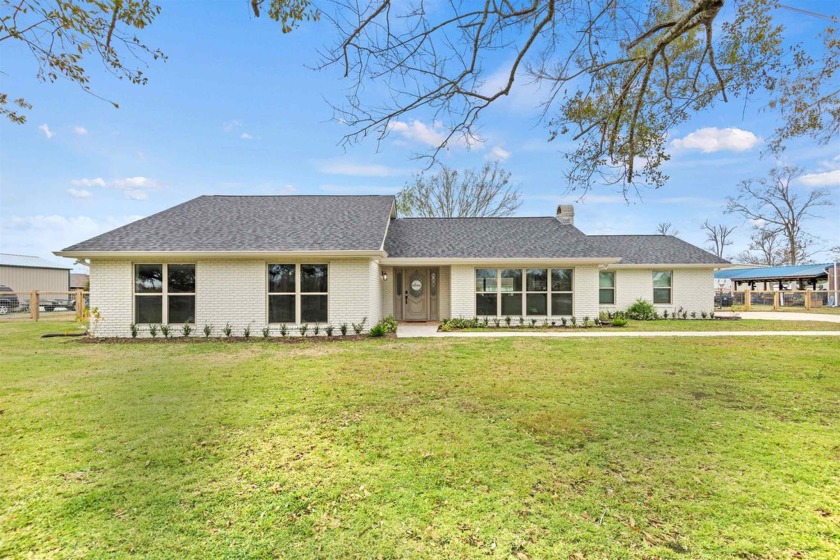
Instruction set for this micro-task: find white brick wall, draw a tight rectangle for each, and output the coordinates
[572,266,600,320]
[328,259,373,331]
[439,266,451,319]
[600,268,715,315]
[450,265,475,318]
[368,260,383,324]
[196,260,265,332]
[89,260,133,337]
[380,266,394,318]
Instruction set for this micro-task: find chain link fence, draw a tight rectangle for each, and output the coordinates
[0,290,88,322]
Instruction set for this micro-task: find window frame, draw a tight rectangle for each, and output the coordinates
[599,270,616,305]
[474,267,574,317]
[133,263,196,325]
[652,270,673,304]
[267,263,329,324]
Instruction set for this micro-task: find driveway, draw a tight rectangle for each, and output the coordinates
[716,311,840,323]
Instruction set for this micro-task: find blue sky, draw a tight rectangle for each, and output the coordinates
[1,1,838,271]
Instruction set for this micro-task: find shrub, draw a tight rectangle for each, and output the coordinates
[570,316,577,327]
[203,324,214,338]
[710,310,715,319]
[504,316,512,327]
[599,311,609,322]
[700,310,708,320]
[130,323,138,338]
[299,323,309,337]
[440,317,482,330]
[261,326,271,338]
[340,323,348,336]
[682,310,688,320]
[313,323,320,336]
[611,317,628,327]
[690,311,697,319]
[626,298,656,321]
[482,317,489,327]
[542,319,549,328]
[381,315,398,333]
[160,324,170,338]
[352,317,367,335]
[325,324,334,337]
[243,324,252,339]
[223,323,233,338]
[493,317,501,328]
[583,316,591,327]
[561,317,567,327]
[280,324,288,337]
[550,320,556,327]
[369,323,388,337]
[663,309,669,319]
[518,316,524,326]
[529,318,537,328]
[149,324,158,338]
[181,323,193,337]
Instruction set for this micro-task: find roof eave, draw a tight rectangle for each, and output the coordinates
[54,250,387,260]
[380,257,622,266]
[607,262,728,269]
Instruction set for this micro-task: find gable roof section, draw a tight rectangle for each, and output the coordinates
[584,235,728,265]
[60,195,395,253]
[715,263,831,281]
[384,217,608,259]
[0,253,72,270]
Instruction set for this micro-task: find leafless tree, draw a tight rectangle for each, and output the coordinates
[655,222,679,236]
[734,227,786,266]
[397,162,521,218]
[700,220,736,258]
[300,0,840,195]
[726,166,832,266]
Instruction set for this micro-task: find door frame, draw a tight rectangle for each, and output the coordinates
[394,267,439,322]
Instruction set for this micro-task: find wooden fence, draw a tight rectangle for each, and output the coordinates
[0,289,88,321]
[715,290,839,311]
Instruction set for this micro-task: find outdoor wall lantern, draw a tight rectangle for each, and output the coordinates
[381,270,388,281]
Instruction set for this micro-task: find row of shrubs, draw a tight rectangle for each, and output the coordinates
[621,299,716,321]
[440,315,620,331]
[127,316,399,339]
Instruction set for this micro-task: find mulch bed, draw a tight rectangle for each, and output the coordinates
[76,333,395,344]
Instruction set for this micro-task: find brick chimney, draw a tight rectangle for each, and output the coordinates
[556,204,574,225]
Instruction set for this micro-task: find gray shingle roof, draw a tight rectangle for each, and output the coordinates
[384,217,611,259]
[588,235,729,265]
[61,195,395,252]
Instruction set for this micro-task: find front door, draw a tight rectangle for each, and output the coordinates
[404,268,428,321]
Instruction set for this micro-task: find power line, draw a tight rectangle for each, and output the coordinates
[778,4,840,23]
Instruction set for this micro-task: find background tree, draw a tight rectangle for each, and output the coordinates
[308,0,839,194]
[831,245,840,261]
[397,162,521,218]
[726,166,832,266]
[700,220,736,259]
[0,0,166,123]
[734,227,786,266]
[655,222,679,236]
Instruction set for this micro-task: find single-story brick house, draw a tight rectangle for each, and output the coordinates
[56,195,728,336]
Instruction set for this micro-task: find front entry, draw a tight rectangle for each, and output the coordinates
[395,267,439,322]
[404,268,428,321]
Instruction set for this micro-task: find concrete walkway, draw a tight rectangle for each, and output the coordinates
[434,330,840,339]
[716,311,840,323]
[396,323,442,338]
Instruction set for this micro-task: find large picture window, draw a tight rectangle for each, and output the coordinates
[475,268,573,316]
[599,271,616,304]
[653,271,673,304]
[134,264,195,324]
[268,264,328,323]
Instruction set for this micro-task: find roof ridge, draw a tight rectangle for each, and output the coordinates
[206,194,395,198]
[394,216,558,220]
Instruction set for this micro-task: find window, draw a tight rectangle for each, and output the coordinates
[268,264,328,323]
[475,268,574,316]
[475,269,498,316]
[599,271,615,305]
[653,271,672,304]
[525,269,547,316]
[134,264,195,324]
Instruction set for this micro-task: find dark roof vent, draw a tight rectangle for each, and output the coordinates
[556,204,575,226]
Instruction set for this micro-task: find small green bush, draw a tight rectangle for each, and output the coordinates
[160,324,170,338]
[340,323,348,336]
[368,323,388,337]
[626,298,657,320]
[299,323,309,337]
[223,323,233,338]
[325,324,334,337]
[352,317,367,335]
[243,324,252,339]
[381,315,398,333]
[130,323,138,338]
[181,323,193,337]
[203,324,214,338]
[261,326,270,338]
[149,324,158,338]
[611,317,628,327]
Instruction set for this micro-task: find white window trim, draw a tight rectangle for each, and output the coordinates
[475,267,574,317]
[267,263,329,324]
[599,270,616,305]
[133,263,196,324]
[653,270,673,305]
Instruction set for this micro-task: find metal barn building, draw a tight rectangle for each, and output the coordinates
[0,253,72,293]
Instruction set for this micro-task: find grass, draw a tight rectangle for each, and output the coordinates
[734,307,840,316]
[1,321,838,559]
[456,318,840,332]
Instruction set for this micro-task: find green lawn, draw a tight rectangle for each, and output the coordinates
[1,322,838,559]
[456,318,840,332]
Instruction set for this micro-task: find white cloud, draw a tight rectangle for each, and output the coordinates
[223,119,243,132]
[798,169,840,187]
[671,127,759,153]
[38,124,54,139]
[319,159,402,177]
[240,132,253,140]
[387,119,480,149]
[485,146,511,161]
[74,126,88,135]
[69,176,159,200]
[71,177,107,188]
[67,188,92,198]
